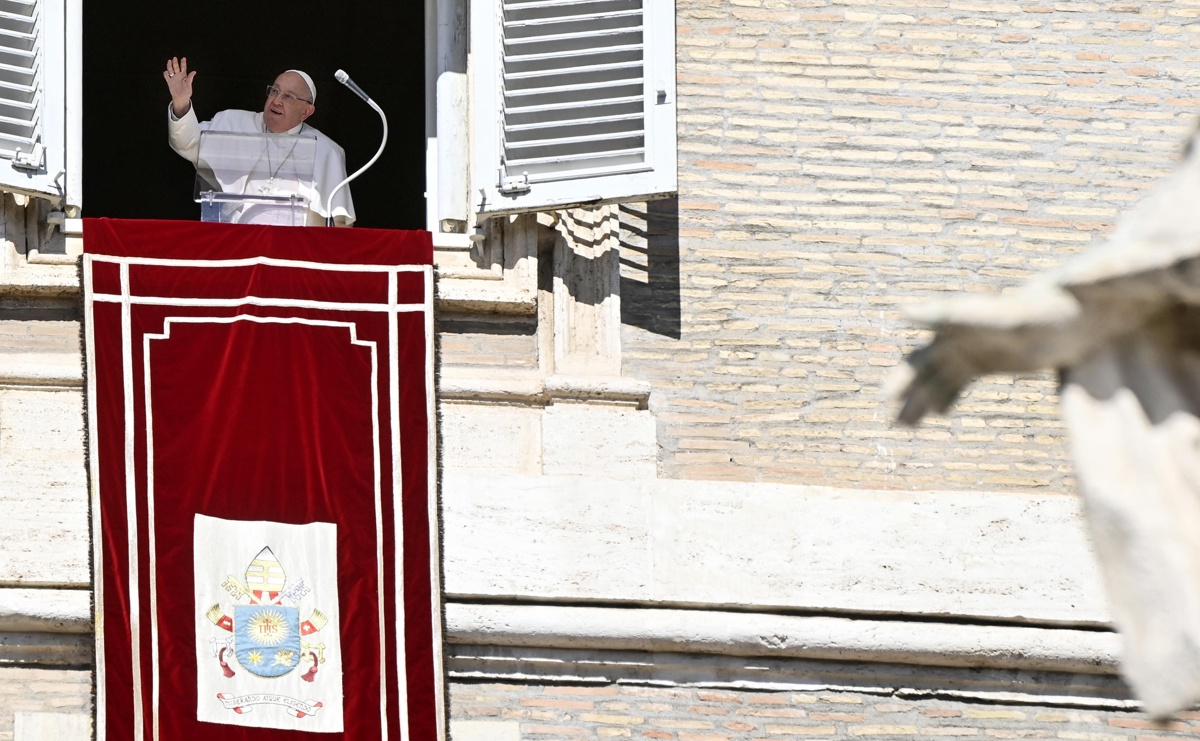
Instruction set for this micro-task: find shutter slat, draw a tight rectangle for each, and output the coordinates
[506,66,642,93]
[505,28,643,51]
[508,151,646,168]
[502,0,642,15]
[506,59,642,83]
[507,111,643,134]
[0,12,35,26]
[506,148,647,172]
[503,0,638,8]
[504,9,640,27]
[0,27,35,43]
[505,77,643,101]
[0,49,36,68]
[507,128,643,149]
[508,134,643,158]
[0,94,34,112]
[0,79,36,95]
[505,43,643,65]
[504,95,642,114]
[0,64,37,84]
[0,115,35,132]
[505,102,643,132]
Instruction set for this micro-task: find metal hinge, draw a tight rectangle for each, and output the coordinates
[12,139,45,171]
[497,169,530,195]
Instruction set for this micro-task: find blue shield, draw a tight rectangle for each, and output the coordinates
[234,604,302,678]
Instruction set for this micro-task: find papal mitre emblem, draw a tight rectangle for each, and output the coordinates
[245,546,287,605]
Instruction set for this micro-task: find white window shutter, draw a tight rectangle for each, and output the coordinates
[0,0,77,208]
[471,0,676,216]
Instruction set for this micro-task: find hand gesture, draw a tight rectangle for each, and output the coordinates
[164,57,196,117]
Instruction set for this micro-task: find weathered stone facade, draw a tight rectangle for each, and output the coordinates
[5,2,1200,739]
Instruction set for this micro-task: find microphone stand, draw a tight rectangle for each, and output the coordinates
[326,70,388,226]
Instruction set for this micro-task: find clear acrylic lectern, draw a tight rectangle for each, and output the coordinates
[195,130,318,226]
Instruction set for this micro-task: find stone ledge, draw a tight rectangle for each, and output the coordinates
[445,602,1121,676]
[0,258,81,298]
[0,352,83,387]
[0,589,91,633]
[435,272,536,315]
[439,371,651,408]
[544,375,652,408]
[438,372,545,404]
[445,643,1138,711]
[0,632,92,667]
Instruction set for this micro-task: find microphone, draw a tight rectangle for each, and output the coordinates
[335,69,371,104]
[326,69,389,225]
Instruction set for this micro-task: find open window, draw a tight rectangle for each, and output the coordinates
[0,0,80,210]
[470,0,676,217]
[77,4,424,228]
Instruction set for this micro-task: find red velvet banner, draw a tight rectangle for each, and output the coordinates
[83,219,442,740]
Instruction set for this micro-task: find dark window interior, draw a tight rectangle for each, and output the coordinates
[83,4,426,230]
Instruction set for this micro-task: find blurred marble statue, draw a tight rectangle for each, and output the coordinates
[891,125,1200,718]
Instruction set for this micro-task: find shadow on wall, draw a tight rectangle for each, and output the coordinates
[619,198,681,339]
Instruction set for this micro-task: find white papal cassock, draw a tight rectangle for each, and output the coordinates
[168,106,356,227]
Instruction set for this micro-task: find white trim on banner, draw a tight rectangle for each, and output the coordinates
[143,321,161,741]
[388,270,405,741]
[83,256,107,741]
[85,254,431,273]
[92,295,428,313]
[120,261,146,741]
[143,312,384,733]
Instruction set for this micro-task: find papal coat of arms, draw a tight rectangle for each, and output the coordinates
[207,546,329,682]
[194,515,343,731]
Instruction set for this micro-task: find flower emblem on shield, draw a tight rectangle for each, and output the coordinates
[204,546,331,684]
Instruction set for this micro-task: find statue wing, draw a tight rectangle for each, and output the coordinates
[893,126,1200,425]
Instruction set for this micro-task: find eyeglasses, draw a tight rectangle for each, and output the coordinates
[265,85,312,106]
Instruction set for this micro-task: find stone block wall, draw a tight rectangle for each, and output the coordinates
[620,1,1200,489]
[0,668,90,741]
[439,315,539,370]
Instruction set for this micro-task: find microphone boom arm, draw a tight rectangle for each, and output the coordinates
[326,70,388,226]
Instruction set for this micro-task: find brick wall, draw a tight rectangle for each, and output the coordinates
[617,1,1200,489]
[451,682,1200,741]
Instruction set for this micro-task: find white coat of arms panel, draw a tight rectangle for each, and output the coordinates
[193,514,344,732]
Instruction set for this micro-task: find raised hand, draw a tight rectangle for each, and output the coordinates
[164,57,197,117]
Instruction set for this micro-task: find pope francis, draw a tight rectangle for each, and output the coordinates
[163,57,355,226]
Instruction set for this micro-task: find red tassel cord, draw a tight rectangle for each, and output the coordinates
[218,647,236,678]
[300,652,319,683]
